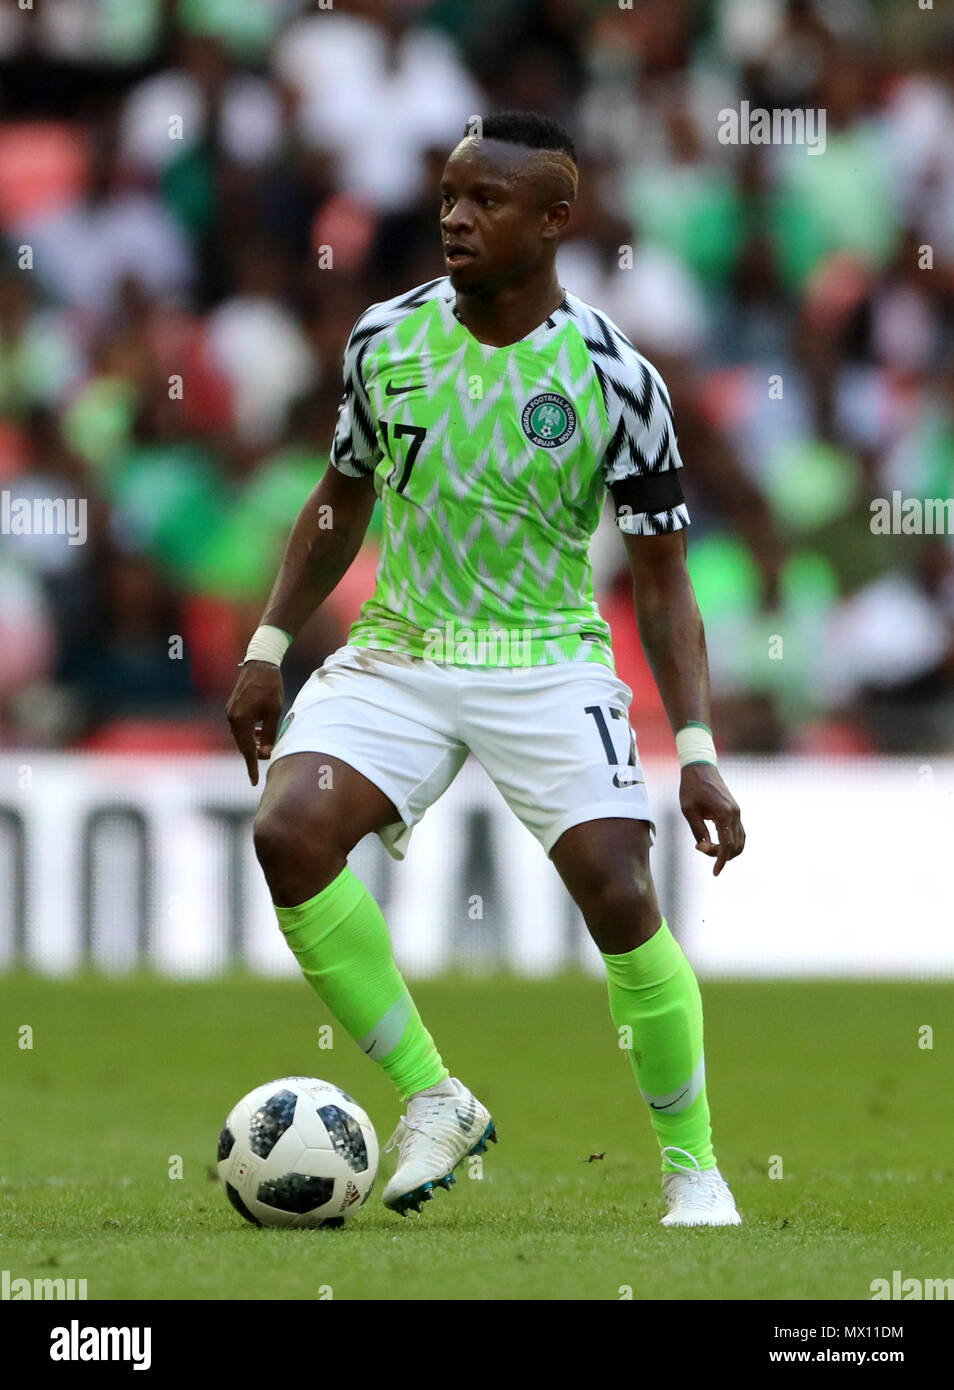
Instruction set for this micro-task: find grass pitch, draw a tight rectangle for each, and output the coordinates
[2,973,952,1301]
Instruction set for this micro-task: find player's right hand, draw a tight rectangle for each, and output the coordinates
[225,662,285,786]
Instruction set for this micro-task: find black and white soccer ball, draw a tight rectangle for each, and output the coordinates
[217,1077,379,1228]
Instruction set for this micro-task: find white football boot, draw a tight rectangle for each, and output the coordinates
[382,1077,496,1215]
[659,1146,742,1226]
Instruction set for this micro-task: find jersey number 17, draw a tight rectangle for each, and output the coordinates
[380,420,427,495]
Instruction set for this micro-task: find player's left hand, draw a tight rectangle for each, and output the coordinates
[679,764,745,876]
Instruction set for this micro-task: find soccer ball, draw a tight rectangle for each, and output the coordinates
[217,1076,379,1228]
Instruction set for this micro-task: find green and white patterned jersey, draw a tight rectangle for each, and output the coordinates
[331,277,689,669]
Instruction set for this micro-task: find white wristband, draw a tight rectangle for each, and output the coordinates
[241,625,292,668]
[676,723,717,769]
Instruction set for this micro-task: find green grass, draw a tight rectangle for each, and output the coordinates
[2,973,952,1300]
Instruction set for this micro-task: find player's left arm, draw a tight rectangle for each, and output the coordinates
[623,528,745,876]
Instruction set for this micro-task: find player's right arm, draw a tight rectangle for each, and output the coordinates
[225,465,376,785]
[227,309,385,783]
[260,465,376,643]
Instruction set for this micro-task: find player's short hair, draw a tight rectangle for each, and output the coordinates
[466,111,578,167]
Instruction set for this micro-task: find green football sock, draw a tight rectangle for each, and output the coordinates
[274,865,448,1102]
[601,919,715,1173]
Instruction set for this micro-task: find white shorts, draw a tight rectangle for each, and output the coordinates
[269,644,653,860]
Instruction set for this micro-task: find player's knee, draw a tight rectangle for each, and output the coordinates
[252,805,294,878]
[577,865,658,946]
[568,841,653,911]
[594,872,654,921]
[253,803,342,896]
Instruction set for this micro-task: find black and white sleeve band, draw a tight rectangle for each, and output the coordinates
[585,310,690,536]
[329,314,384,478]
[610,467,684,513]
[329,282,447,479]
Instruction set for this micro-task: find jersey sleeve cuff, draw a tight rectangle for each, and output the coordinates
[330,453,375,479]
[615,502,691,535]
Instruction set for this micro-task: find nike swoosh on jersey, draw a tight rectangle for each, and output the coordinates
[384,379,426,396]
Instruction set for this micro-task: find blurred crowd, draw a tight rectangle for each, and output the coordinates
[1,0,953,755]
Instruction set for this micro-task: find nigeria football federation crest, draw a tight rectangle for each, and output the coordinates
[521,392,577,448]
